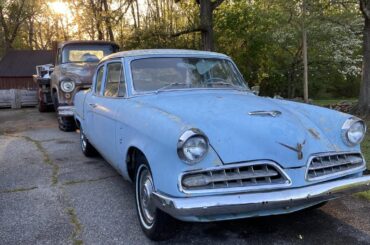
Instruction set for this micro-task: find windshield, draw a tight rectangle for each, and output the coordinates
[62,44,115,63]
[131,57,248,92]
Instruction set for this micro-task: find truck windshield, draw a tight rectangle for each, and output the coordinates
[62,44,115,63]
[131,57,248,93]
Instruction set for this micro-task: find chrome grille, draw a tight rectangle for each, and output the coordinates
[307,153,365,181]
[180,162,290,193]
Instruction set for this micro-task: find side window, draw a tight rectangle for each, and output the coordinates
[95,66,104,94]
[104,62,122,97]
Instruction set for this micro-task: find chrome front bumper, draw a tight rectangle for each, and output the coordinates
[152,174,370,221]
[58,106,75,116]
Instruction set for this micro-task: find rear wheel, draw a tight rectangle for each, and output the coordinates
[80,127,97,157]
[38,100,48,112]
[38,87,49,112]
[135,161,177,241]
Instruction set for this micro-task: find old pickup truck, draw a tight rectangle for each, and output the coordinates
[33,40,119,131]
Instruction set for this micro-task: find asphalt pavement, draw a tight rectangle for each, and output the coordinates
[1,108,370,245]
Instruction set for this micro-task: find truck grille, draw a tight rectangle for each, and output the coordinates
[307,153,365,181]
[180,162,290,193]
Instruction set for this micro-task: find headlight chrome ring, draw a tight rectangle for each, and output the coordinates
[60,79,75,93]
[177,128,209,164]
[341,117,366,146]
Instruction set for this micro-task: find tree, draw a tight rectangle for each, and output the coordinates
[359,0,370,116]
[198,0,224,50]
[0,0,33,50]
[174,0,224,51]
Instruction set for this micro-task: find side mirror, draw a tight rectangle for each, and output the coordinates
[251,86,260,96]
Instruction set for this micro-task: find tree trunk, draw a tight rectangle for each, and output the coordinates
[358,17,370,115]
[199,0,214,51]
[135,0,140,28]
[357,0,370,115]
[102,0,114,41]
[28,17,34,50]
[302,0,309,103]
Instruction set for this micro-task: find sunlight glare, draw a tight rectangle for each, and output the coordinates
[47,1,70,15]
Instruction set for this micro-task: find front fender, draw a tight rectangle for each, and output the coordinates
[275,99,361,152]
[116,99,223,197]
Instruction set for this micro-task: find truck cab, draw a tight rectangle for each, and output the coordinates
[35,40,119,131]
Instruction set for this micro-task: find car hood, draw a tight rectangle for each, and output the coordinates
[59,62,97,84]
[135,90,351,168]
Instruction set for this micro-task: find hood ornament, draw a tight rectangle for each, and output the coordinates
[249,110,282,117]
[278,140,305,160]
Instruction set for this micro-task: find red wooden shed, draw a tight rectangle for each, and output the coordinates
[0,50,53,90]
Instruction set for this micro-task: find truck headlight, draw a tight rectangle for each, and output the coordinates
[342,118,366,146]
[177,129,209,164]
[60,79,75,93]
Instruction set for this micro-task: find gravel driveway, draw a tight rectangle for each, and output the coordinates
[1,108,370,245]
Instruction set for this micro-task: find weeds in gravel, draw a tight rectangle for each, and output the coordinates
[66,207,83,245]
[21,135,60,186]
[0,186,37,194]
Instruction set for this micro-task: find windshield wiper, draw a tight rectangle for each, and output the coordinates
[205,81,249,91]
[155,82,191,94]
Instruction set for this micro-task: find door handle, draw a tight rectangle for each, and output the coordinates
[89,103,97,108]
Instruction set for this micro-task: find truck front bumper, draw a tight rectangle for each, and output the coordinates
[152,173,370,221]
[58,106,75,117]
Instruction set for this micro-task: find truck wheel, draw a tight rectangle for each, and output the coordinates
[38,88,49,112]
[80,127,97,157]
[135,161,177,241]
[52,92,76,132]
[38,100,48,112]
[58,116,76,132]
[52,92,59,112]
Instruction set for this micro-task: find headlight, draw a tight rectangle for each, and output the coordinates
[177,129,209,164]
[60,79,75,93]
[342,118,366,146]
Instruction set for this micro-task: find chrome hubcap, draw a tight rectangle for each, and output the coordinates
[139,168,155,225]
[80,131,87,151]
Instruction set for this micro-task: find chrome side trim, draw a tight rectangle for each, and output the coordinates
[178,161,292,195]
[305,151,366,182]
[154,174,370,220]
[248,110,282,117]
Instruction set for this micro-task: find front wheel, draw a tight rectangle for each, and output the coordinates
[57,116,76,132]
[135,162,177,241]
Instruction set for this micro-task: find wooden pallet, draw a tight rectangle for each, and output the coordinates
[0,89,37,109]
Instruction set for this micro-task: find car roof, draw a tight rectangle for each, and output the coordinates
[58,40,119,49]
[100,49,229,62]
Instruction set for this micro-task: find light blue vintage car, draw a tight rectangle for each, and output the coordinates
[74,49,370,240]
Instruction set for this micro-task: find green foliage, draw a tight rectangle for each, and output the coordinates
[214,0,362,98]
[0,0,364,99]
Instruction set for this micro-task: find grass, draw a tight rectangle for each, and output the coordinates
[361,120,370,169]
[358,119,370,200]
[66,207,83,245]
[312,98,357,107]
